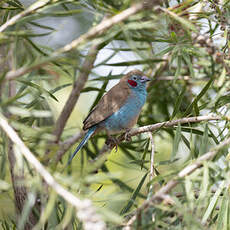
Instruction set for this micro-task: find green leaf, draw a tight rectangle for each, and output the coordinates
[182,52,194,78]
[163,8,196,32]
[217,189,229,230]
[141,139,150,170]
[101,166,146,199]
[25,38,49,56]
[120,172,148,215]
[171,86,186,119]
[81,87,106,93]
[5,30,53,37]
[28,21,55,31]
[215,93,230,108]
[199,124,209,156]
[50,83,72,94]
[174,55,182,81]
[38,9,83,17]
[181,134,190,150]
[105,59,165,66]
[183,78,213,116]
[18,80,58,102]
[202,181,225,224]
[171,124,181,161]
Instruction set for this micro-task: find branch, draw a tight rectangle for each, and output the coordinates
[0,113,106,230]
[129,115,221,137]
[124,136,230,228]
[52,44,99,143]
[0,0,50,33]
[56,1,154,54]
[5,59,52,81]
[147,132,155,199]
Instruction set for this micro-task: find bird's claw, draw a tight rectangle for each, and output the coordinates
[124,132,132,142]
[105,136,118,151]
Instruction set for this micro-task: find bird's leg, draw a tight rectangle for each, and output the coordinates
[124,129,132,142]
[105,135,118,151]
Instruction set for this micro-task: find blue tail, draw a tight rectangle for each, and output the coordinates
[67,126,97,165]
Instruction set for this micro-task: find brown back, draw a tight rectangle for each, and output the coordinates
[83,70,144,130]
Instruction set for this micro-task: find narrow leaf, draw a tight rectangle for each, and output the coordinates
[171,86,186,119]
[183,78,213,116]
[171,124,181,161]
[202,181,225,224]
[120,172,148,215]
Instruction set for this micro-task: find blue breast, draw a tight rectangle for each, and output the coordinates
[102,89,147,134]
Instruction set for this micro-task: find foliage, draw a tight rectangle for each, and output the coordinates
[0,0,230,229]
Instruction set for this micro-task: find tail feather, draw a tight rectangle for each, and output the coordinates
[67,126,96,165]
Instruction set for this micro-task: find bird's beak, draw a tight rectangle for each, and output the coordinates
[140,76,151,83]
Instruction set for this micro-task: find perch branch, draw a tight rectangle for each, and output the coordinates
[58,115,221,162]
[0,113,106,230]
[101,115,221,155]
[129,115,221,137]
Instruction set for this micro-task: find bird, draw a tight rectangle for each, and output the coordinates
[68,69,150,164]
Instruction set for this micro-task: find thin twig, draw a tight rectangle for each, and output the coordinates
[5,59,52,81]
[147,132,155,199]
[124,136,230,228]
[0,0,50,33]
[0,113,106,230]
[122,215,136,230]
[129,115,221,137]
[154,76,210,81]
[56,2,149,54]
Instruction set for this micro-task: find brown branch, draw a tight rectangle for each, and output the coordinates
[8,141,38,230]
[124,136,230,228]
[52,45,99,144]
[5,59,51,81]
[129,115,221,137]
[6,48,39,229]
[56,1,155,54]
[0,112,106,230]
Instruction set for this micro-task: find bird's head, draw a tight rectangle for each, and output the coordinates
[121,70,150,90]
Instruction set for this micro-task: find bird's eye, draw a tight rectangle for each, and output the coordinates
[133,76,137,80]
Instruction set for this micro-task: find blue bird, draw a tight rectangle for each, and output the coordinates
[68,69,150,163]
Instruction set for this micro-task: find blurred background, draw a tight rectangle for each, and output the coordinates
[0,0,230,229]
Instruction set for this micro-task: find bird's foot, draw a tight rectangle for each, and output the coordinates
[124,129,132,142]
[105,136,118,152]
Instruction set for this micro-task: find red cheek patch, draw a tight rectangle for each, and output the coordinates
[128,79,137,87]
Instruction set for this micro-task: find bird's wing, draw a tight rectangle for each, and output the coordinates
[83,82,130,130]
